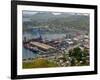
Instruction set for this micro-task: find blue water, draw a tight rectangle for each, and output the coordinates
[22,47,38,59]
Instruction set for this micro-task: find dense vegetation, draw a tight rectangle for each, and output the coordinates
[68,47,89,66]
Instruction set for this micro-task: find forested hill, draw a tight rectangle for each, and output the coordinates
[23,12,89,33]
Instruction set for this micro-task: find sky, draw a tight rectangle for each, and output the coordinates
[23,10,89,16]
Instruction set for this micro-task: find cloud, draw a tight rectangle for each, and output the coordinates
[23,11,38,15]
[76,13,89,16]
[52,12,62,15]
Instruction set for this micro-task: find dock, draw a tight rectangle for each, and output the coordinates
[30,41,55,50]
[23,38,56,53]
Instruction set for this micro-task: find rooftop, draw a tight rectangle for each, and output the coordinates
[30,41,55,50]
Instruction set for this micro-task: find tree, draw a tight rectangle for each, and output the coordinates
[69,47,82,61]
